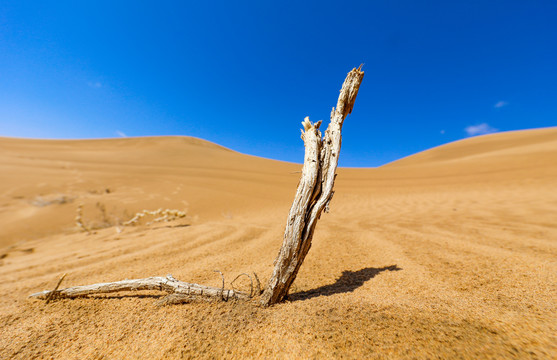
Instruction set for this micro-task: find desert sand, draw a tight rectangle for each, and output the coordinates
[0,127,556,359]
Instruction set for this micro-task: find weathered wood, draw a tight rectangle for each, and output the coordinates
[28,66,364,307]
[29,274,250,302]
[260,66,364,306]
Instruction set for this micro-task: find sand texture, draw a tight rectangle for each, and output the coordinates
[1,128,556,359]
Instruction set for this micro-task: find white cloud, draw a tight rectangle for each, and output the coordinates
[88,81,102,88]
[494,101,508,108]
[440,130,445,134]
[115,130,127,137]
[465,123,498,137]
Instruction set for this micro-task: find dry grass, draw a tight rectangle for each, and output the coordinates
[123,208,187,226]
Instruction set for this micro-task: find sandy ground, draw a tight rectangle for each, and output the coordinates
[0,127,556,359]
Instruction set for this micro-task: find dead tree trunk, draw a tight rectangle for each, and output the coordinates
[29,66,364,306]
[260,66,364,306]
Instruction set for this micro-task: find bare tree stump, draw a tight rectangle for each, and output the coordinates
[28,66,364,306]
[260,66,364,306]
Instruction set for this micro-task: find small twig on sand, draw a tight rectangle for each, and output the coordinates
[213,270,226,301]
[253,272,262,295]
[230,273,254,298]
[45,273,67,304]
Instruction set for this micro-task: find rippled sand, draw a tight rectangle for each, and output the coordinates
[1,128,556,359]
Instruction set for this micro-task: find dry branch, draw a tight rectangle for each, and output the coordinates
[29,66,364,306]
[260,66,364,306]
[45,273,67,304]
[29,275,250,302]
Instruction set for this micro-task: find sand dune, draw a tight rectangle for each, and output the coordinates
[1,128,556,359]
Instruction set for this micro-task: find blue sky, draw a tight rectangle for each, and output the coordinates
[1,1,556,167]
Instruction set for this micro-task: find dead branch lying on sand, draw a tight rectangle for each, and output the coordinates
[29,275,251,303]
[29,66,364,306]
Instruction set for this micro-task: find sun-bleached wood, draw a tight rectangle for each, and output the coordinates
[29,274,250,302]
[29,66,363,306]
[260,66,364,306]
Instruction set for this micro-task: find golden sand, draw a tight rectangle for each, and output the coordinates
[1,128,556,359]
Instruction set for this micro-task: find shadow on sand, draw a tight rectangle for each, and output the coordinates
[289,265,401,301]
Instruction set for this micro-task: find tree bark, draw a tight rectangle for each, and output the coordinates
[260,66,364,306]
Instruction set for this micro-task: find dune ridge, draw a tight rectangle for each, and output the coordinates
[1,127,556,359]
